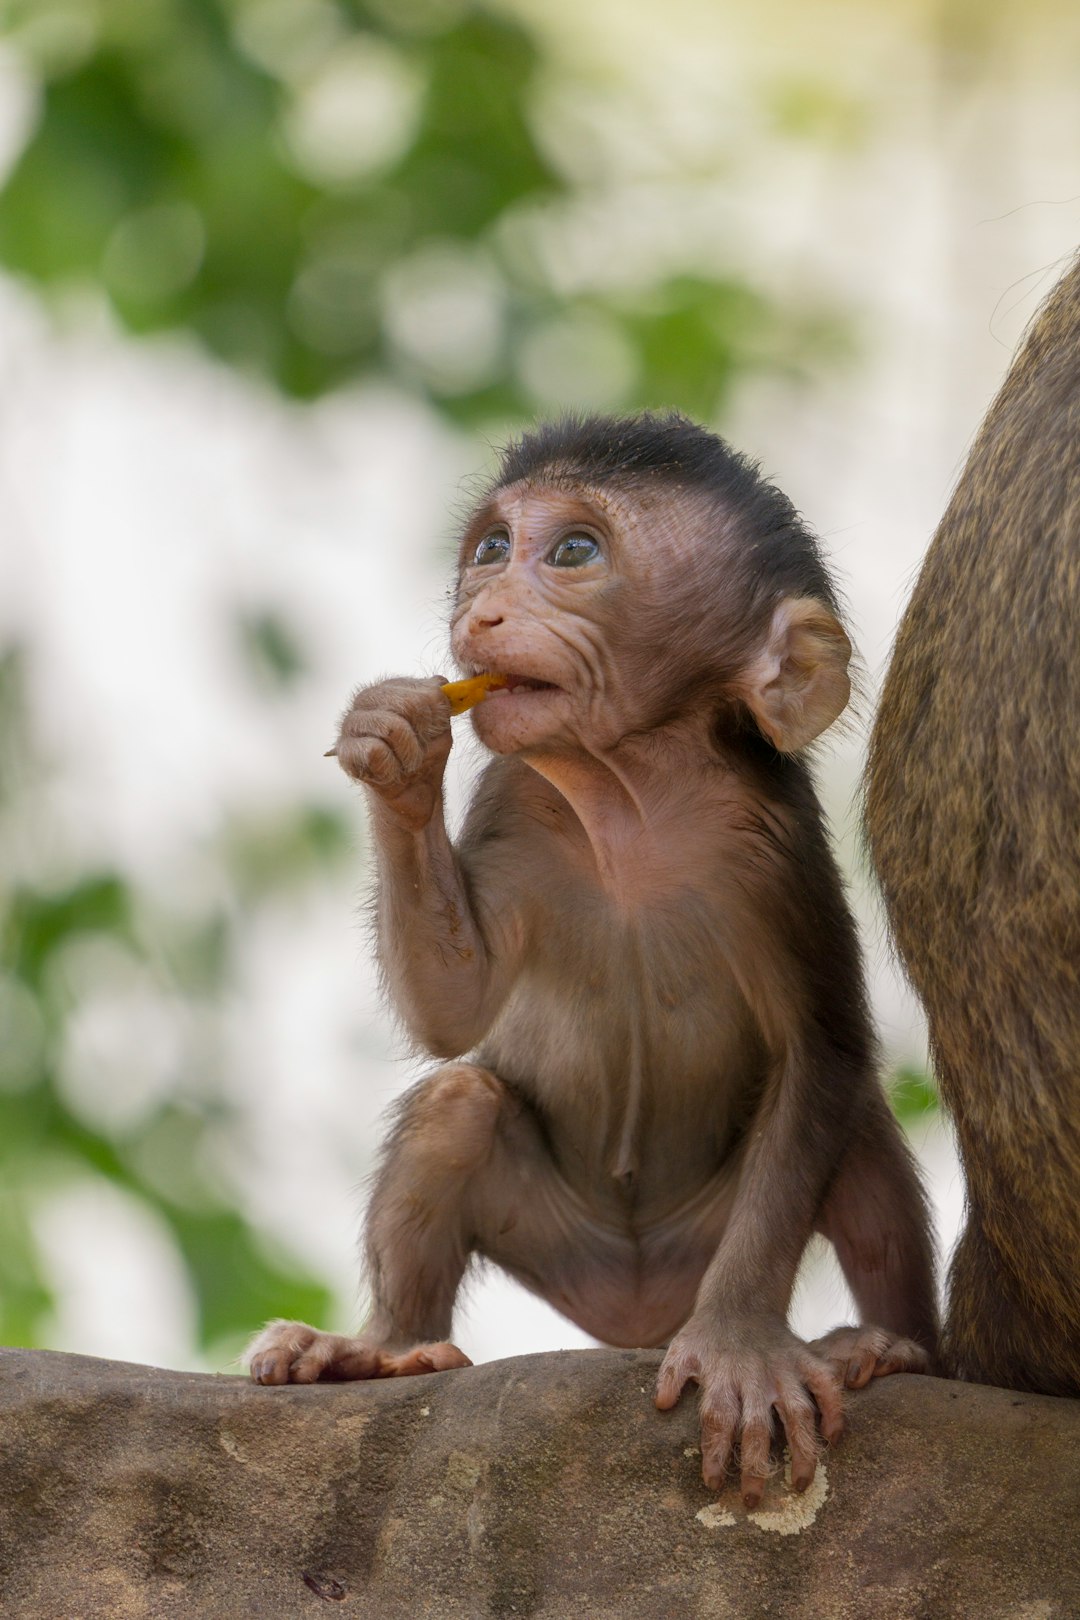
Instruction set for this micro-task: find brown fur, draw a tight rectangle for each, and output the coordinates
[866,255,1080,1395]
[250,414,938,1502]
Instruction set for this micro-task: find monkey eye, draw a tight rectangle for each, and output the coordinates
[548,533,600,568]
[473,533,511,566]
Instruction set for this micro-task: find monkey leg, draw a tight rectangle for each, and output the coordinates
[249,1061,506,1384]
[812,1096,939,1387]
[250,1061,620,1386]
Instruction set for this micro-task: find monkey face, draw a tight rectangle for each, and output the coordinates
[451,481,638,755]
[450,479,769,756]
[451,476,851,760]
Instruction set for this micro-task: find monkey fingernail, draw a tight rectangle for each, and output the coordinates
[440,673,508,715]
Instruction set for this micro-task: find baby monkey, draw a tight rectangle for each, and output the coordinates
[250,413,937,1505]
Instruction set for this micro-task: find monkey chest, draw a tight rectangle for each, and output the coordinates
[483,893,763,1137]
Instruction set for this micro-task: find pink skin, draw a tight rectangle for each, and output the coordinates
[454,485,639,758]
[248,479,936,1505]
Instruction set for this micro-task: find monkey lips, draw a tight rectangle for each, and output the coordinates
[468,671,566,752]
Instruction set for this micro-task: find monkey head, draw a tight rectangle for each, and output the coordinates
[450,413,852,759]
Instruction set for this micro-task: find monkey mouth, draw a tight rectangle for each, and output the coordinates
[484,671,561,696]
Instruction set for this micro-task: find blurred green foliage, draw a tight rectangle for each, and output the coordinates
[0,650,345,1357]
[0,0,929,1362]
[0,0,848,418]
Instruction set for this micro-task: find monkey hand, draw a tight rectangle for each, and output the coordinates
[806,1323,931,1388]
[655,1312,844,1507]
[334,676,453,829]
[246,1319,472,1385]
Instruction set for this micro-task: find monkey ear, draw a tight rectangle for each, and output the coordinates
[741,598,852,752]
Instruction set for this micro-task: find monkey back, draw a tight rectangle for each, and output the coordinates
[866,250,1080,1395]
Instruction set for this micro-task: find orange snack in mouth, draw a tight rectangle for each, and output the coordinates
[440,673,508,715]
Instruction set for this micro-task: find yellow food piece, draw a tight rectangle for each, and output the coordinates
[440,673,508,715]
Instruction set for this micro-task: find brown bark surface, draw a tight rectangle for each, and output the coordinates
[0,1346,1077,1618]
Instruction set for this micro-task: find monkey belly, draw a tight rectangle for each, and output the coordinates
[478,964,764,1218]
[474,1135,741,1348]
[471,987,759,1345]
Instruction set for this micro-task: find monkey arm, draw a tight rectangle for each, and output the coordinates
[655,808,877,1508]
[370,794,525,1059]
[694,1038,854,1315]
[654,1035,857,1504]
[333,675,527,1056]
[687,780,876,1322]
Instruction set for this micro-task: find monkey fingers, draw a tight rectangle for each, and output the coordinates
[771,1375,826,1496]
[795,1351,846,1445]
[698,1399,738,1495]
[330,677,452,773]
[808,1324,930,1390]
[657,1322,844,1505]
[656,1342,745,1495]
[244,1321,367,1386]
[337,710,431,786]
[733,1387,773,1509]
[725,1366,836,1508]
[247,1320,380,1384]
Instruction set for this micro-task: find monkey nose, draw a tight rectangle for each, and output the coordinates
[471,610,504,631]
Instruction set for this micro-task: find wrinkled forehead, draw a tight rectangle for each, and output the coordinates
[458,475,722,567]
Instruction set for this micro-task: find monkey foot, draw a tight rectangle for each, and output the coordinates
[807,1324,930,1390]
[246,1319,472,1386]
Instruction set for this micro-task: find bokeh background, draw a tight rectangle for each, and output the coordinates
[1,0,1078,1373]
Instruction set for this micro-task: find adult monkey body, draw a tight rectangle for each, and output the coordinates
[251,416,937,1501]
[867,256,1080,1396]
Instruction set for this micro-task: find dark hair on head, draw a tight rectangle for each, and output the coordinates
[493,410,840,614]
[496,410,757,497]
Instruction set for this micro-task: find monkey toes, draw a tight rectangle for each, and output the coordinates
[808,1324,931,1389]
[246,1319,472,1386]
